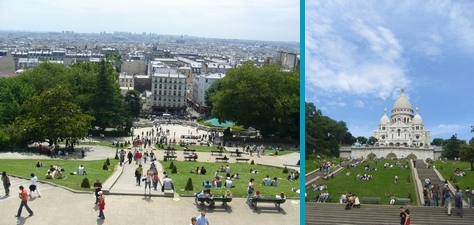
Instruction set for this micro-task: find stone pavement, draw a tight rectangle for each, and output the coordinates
[0,124,301,224]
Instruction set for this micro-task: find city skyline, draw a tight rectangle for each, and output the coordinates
[305,0,474,142]
[0,0,299,43]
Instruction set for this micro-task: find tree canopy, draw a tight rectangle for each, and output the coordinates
[0,61,130,149]
[305,102,350,158]
[12,86,94,145]
[441,135,467,160]
[460,138,474,171]
[209,63,299,140]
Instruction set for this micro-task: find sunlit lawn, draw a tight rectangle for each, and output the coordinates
[306,159,417,205]
[433,160,474,201]
[159,160,300,198]
[1,158,118,192]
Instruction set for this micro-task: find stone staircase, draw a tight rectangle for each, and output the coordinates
[414,159,444,206]
[306,202,474,225]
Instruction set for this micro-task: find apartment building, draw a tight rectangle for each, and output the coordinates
[191,73,225,108]
[150,72,187,114]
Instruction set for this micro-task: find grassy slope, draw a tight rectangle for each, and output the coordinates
[1,158,118,192]
[433,160,474,201]
[160,160,299,198]
[306,159,417,204]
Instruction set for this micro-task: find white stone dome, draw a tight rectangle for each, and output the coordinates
[412,107,423,124]
[392,86,413,111]
[379,108,390,124]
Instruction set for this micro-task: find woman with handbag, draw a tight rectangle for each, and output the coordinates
[246,178,255,204]
[2,171,11,195]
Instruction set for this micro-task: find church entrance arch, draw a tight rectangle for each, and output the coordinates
[386,153,397,159]
[406,154,417,160]
[367,153,377,159]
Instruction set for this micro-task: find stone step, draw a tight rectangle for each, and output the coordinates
[306,203,474,225]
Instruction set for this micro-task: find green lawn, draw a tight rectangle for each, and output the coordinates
[306,159,417,205]
[159,160,299,198]
[305,154,345,174]
[433,160,474,201]
[1,158,118,192]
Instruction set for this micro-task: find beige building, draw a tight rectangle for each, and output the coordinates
[122,60,147,75]
[118,74,134,95]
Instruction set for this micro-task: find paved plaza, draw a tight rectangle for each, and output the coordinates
[0,124,300,224]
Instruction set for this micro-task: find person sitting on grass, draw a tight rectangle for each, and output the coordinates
[271,177,278,186]
[225,178,234,188]
[219,166,226,172]
[200,167,207,175]
[262,175,272,186]
[232,173,240,179]
[250,169,258,174]
[45,171,53,179]
[203,181,212,188]
[36,161,43,167]
[78,165,87,175]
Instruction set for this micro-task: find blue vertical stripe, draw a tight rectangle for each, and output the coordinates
[300,0,306,224]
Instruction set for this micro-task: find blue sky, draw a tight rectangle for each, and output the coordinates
[0,0,299,42]
[305,1,474,142]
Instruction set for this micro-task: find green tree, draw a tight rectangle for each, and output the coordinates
[431,138,447,147]
[90,59,125,130]
[460,138,474,171]
[204,79,222,108]
[211,63,299,139]
[368,136,378,146]
[13,86,94,147]
[305,102,348,157]
[356,136,368,145]
[442,135,466,160]
[125,90,142,118]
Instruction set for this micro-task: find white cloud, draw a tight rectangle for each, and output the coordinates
[354,100,364,108]
[328,101,346,107]
[305,2,410,101]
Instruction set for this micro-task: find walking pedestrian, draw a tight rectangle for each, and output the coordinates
[455,187,463,217]
[190,216,197,225]
[196,211,210,225]
[93,179,102,204]
[29,173,41,198]
[135,165,143,186]
[16,186,33,217]
[97,191,106,219]
[444,189,453,216]
[246,178,255,203]
[399,207,406,225]
[404,209,411,225]
[2,171,11,196]
[466,187,472,208]
[144,169,152,195]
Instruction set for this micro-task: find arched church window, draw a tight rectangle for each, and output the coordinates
[397,129,401,137]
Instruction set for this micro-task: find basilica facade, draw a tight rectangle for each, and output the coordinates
[373,86,430,148]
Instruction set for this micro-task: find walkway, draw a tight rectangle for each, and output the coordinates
[0,124,300,224]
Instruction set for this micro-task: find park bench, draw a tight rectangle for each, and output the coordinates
[184,156,196,161]
[211,150,223,156]
[215,157,229,162]
[164,155,177,160]
[183,149,196,154]
[326,195,335,202]
[251,198,286,211]
[361,197,382,204]
[164,150,176,155]
[394,198,411,205]
[235,158,249,163]
[230,151,242,157]
[196,197,232,209]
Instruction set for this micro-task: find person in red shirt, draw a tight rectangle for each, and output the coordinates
[16,185,33,217]
[97,191,106,219]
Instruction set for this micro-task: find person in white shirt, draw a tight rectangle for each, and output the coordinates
[29,173,41,198]
[78,165,87,175]
[162,175,174,191]
[225,178,234,188]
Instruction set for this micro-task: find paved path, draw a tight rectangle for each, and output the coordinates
[0,124,300,224]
